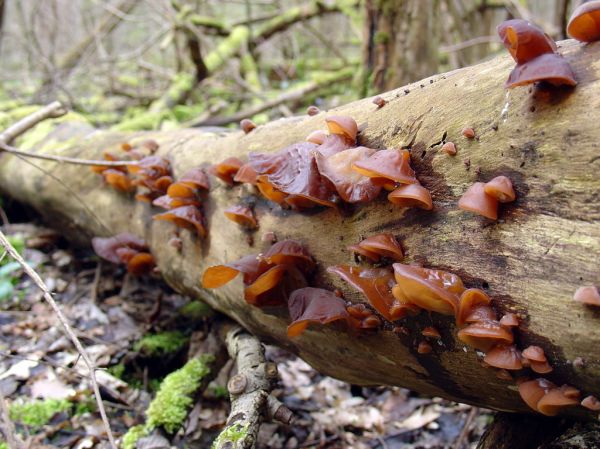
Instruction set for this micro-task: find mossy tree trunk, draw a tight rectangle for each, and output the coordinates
[1,40,599,418]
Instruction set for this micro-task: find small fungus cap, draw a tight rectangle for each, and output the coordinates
[213,157,244,185]
[456,288,492,327]
[518,378,556,411]
[325,115,358,143]
[127,252,155,276]
[457,319,514,351]
[499,313,519,328]
[352,150,417,187]
[92,233,147,265]
[355,233,404,262]
[233,163,258,184]
[537,385,580,416]
[244,264,287,305]
[573,286,600,306]
[505,53,577,88]
[179,168,210,190]
[484,176,516,203]
[153,205,207,238]
[202,254,272,289]
[264,240,315,273]
[522,345,547,362]
[417,341,433,354]
[458,182,499,220]
[387,184,433,210]
[421,326,441,338]
[287,287,349,337]
[484,344,523,370]
[497,19,557,64]
[306,130,328,145]
[392,264,464,315]
[581,395,600,411]
[567,1,600,42]
[224,205,258,229]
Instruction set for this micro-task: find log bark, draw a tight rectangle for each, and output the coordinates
[1,40,599,418]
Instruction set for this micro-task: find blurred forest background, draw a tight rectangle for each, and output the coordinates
[0,0,586,133]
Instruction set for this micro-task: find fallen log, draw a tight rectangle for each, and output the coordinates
[1,39,599,418]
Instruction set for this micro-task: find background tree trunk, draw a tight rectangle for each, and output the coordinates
[1,40,599,418]
[363,0,440,93]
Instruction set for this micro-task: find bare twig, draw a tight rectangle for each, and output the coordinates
[213,323,293,449]
[0,101,66,145]
[0,388,25,449]
[0,141,137,167]
[452,406,479,449]
[0,230,118,449]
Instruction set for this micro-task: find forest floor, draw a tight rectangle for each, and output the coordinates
[0,222,493,449]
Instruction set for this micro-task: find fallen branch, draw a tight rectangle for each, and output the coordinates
[0,101,66,145]
[0,230,118,449]
[213,323,293,449]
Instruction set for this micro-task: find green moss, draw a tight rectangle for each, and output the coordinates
[179,300,213,320]
[9,399,71,429]
[121,424,149,449]
[0,442,8,449]
[373,30,390,45]
[205,26,250,73]
[146,355,214,434]
[211,423,249,449]
[210,384,229,399]
[134,331,188,356]
[107,363,126,379]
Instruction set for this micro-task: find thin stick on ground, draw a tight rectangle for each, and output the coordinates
[0,230,118,449]
[213,323,293,449]
[0,388,25,449]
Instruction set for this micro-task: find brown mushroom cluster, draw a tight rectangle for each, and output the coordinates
[201,239,315,307]
[212,115,431,211]
[458,176,516,220]
[497,19,576,88]
[91,233,155,276]
[152,167,210,238]
[91,140,161,193]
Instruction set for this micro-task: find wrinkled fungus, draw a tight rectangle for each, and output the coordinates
[392,264,464,315]
[456,288,492,327]
[581,395,600,411]
[224,205,258,229]
[127,252,156,276]
[567,1,600,42]
[305,130,328,145]
[462,127,476,139]
[537,385,580,416]
[417,341,433,354]
[372,96,387,108]
[484,176,516,203]
[325,115,358,143]
[233,163,258,184]
[421,326,441,339]
[348,233,404,263]
[316,147,381,203]
[457,320,514,351]
[458,182,499,220]
[179,168,210,190]
[213,157,244,185]
[202,254,270,289]
[264,240,315,273]
[287,287,349,337]
[518,378,556,412]
[388,184,433,210]
[328,265,410,321]
[441,142,457,156]
[505,53,577,88]
[153,205,206,238]
[92,233,147,264]
[497,19,557,64]
[484,345,523,370]
[307,105,320,116]
[352,149,416,189]
[103,169,134,192]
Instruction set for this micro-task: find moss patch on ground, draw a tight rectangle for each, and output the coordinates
[134,331,188,356]
[9,398,71,430]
